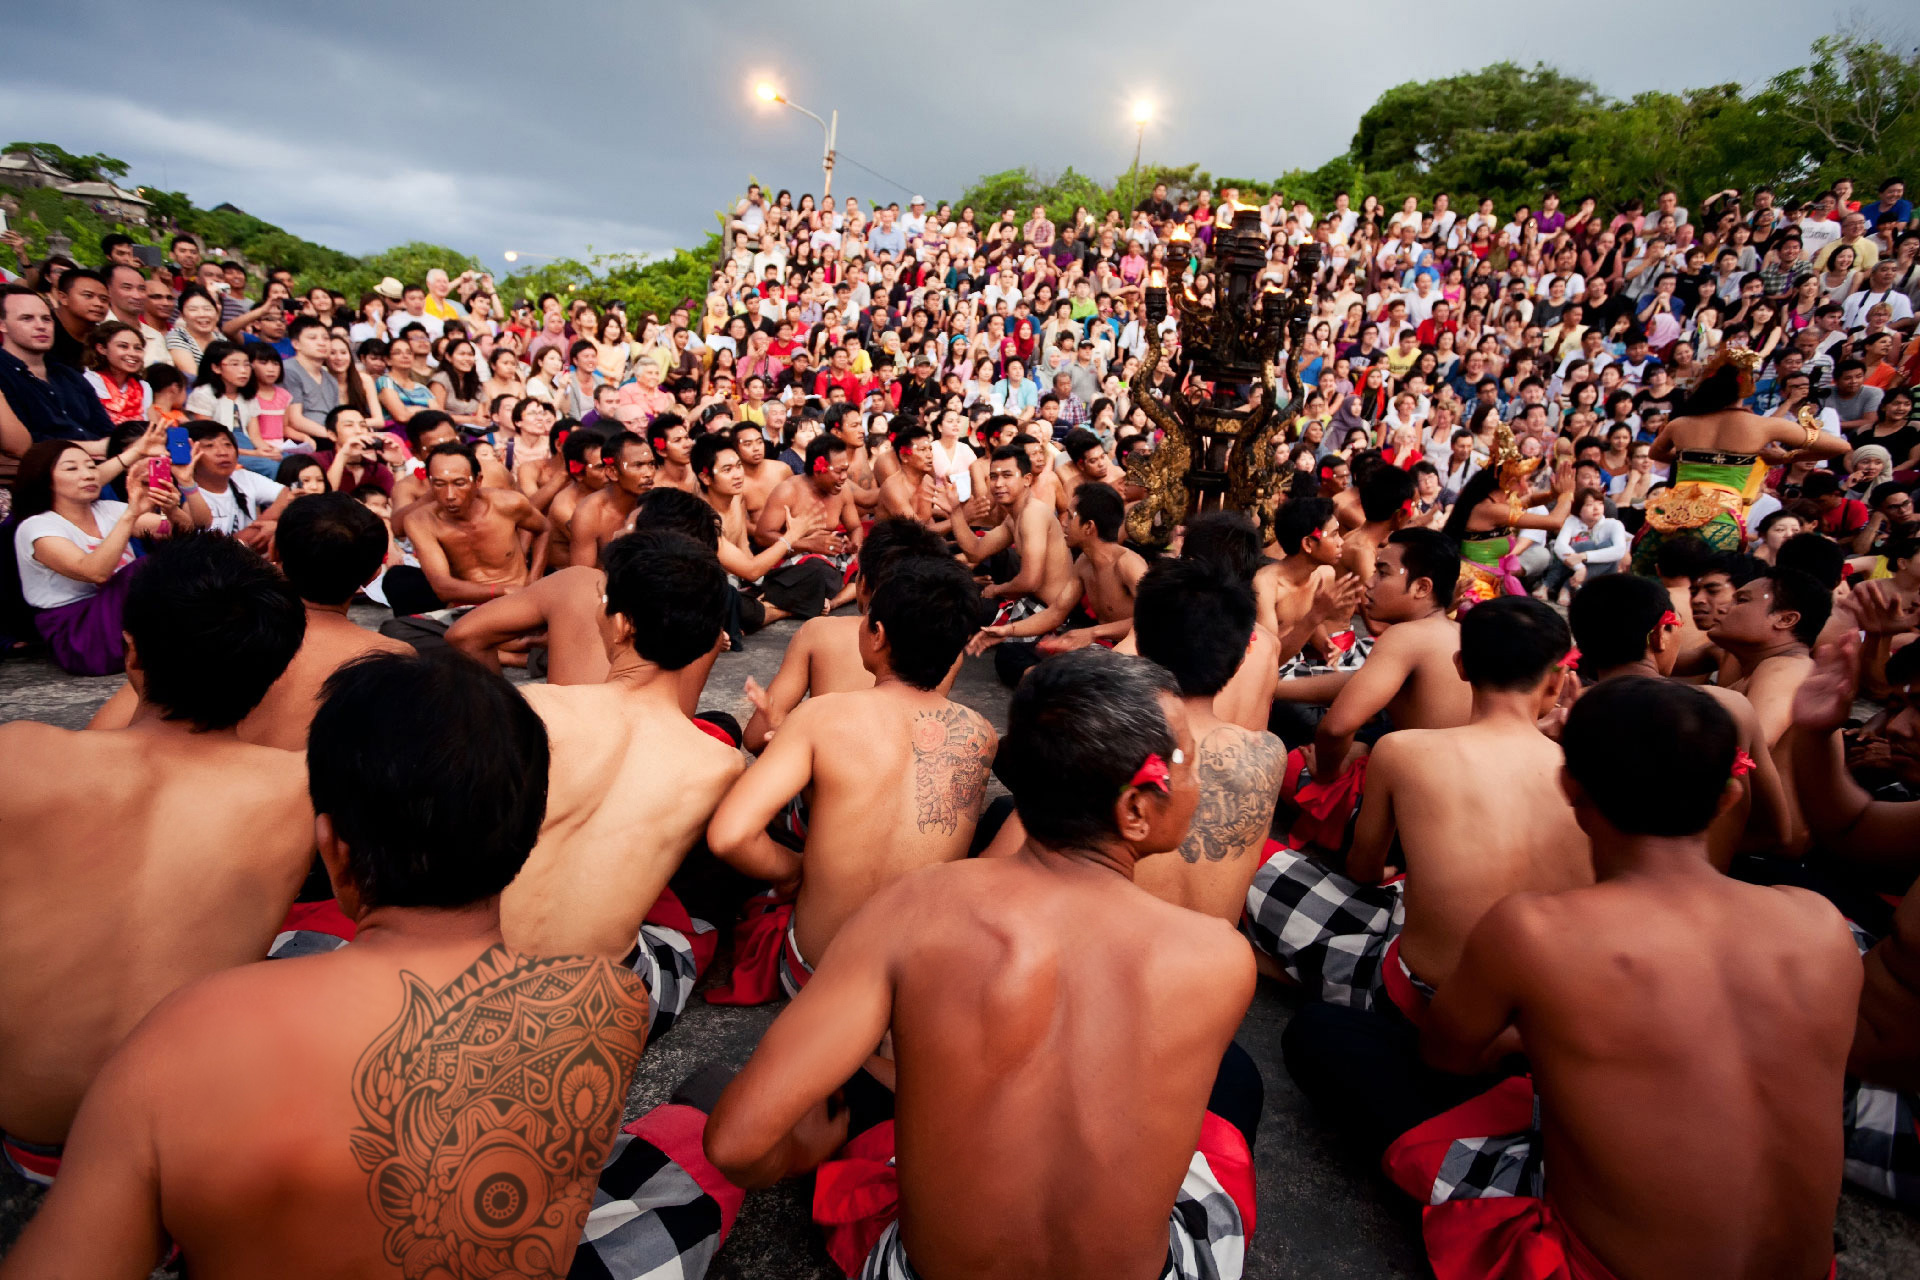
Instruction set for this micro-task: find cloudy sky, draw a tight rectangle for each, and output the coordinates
[7,1,1911,266]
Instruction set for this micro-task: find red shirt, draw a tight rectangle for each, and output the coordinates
[1818,497,1870,538]
[814,369,871,401]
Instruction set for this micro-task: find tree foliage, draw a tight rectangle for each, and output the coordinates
[3,141,130,185]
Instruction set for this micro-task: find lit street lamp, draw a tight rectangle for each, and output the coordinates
[754,80,839,198]
[502,250,557,264]
[1129,101,1153,219]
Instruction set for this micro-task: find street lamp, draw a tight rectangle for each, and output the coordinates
[502,250,557,264]
[1128,100,1153,219]
[754,80,838,198]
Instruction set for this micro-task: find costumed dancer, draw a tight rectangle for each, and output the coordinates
[1442,424,1575,609]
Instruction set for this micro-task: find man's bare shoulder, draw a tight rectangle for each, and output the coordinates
[484,486,538,518]
[0,721,89,809]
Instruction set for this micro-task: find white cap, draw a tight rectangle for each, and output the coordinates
[910,194,925,205]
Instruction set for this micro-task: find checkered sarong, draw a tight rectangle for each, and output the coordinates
[854,1135,1251,1280]
[1384,1074,1544,1206]
[625,916,710,1040]
[1242,845,1403,1010]
[1841,920,1920,1207]
[571,1104,745,1279]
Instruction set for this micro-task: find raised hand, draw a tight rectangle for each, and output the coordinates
[1843,580,1920,636]
[1793,632,1861,735]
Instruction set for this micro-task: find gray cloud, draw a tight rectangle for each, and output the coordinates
[9,0,1911,263]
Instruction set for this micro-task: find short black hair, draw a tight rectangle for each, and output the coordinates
[1774,532,1846,591]
[1063,429,1104,463]
[996,648,1180,849]
[804,432,848,475]
[1133,559,1256,697]
[424,439,479,476]
[403,409,458,454]
[1759,567,1833,646]
[1385,527,1460,604]
[1459,595,1570,691]
[276,492,389,606]
[1358,464,1417,523]
[866,557,986,690]
[646,410,687,452]
[600,532,728,670]
[123,533,305,730]
[856,516,949,589]
[630,487,720,550]
[989,443,1032,474]
[1181,510,1264,584]
[1653,533,1716,581]
[1568,573,1672,671]
[561,423,609,471]
[688,431,739,484]
[308,653,549,910]
[1563,677,1735,837]
[1802,470,1841,500]
[1274,496,1335,555]
[1072,482,1125,542]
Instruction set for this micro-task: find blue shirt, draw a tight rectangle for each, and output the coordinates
[867,226,907,257]
[1863,198,1912,230]
[0,348,112,442]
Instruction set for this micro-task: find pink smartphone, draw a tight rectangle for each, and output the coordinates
[147,458,170,489]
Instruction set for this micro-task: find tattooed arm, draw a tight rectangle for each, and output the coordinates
[1174,728,1287,864]
[910,705,997,836]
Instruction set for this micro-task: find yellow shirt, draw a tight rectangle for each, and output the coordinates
[423,295,466,321]
[1384,345,1422,379]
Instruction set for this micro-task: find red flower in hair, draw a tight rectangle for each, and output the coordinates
[1731,749,1757,778]
[811,457,830,475]
[1557,646,1581,669]
[1659,610,1681,628]
[1129,753,1170,793]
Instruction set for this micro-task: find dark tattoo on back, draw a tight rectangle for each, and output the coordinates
[911,705,994,835]
[1178,729,1286,864]
[349,946,648,1279]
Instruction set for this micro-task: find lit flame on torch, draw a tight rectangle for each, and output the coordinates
[1148,267,1168,289]
[1169,225,1192,244]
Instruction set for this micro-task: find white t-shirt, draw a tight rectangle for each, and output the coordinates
[14,501,134,609]
[197,470,285,535]
[1798,219,1842,257]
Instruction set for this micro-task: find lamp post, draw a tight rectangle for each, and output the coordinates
[1129,100,1152,220]
[501,250,558,265]
[756,81,838,198]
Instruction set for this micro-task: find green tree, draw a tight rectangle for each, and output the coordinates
[1348,63,1603,176]
[2,142,130,185]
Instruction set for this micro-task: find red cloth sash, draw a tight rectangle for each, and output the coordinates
[622,1103,747,1241]
[643,885,717,977]
[704,891,796,1005]
[1285,749,1371,852]
[1380,934,1431,1026]
[276,899,358,944]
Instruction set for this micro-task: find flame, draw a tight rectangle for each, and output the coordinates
[1148,268,1167,288]
[1169,225,1192,243]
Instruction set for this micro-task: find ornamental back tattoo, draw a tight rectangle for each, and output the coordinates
[349,946,648,1279]
[911,705,994,835]
[1178,729,1286,864]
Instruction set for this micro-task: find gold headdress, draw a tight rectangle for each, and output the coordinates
[1491,422,1539,493]
[1698,345,1763,397]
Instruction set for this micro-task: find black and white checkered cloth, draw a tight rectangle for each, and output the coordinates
[1841,919,1920,1207]
[626,916,710,1039]
[1243,845,1403,1010]
[854,1144,1251,1279]
[570,1123,729,1280]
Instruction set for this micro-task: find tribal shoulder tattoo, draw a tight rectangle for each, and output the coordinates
[911,704,995,835]
[349,947,648,1279]
[1177,729,1287,864]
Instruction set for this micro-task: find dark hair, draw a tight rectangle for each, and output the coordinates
[192,339,257,398]
[1072,482,1125,542]
[273,452,330,492]
[688,431,739,484]
[308,653,549,910]
[866,557,986,690]
[185,419,236,447]
[1774,532,1845,590]
[646,410,687,452]
[1274,495,1335,555]
[1181,510,1264,584]
[856,516,949,590]
[124,533,305,730]
[424,439,479,477]
[804,432,847,474]
[630,486,720,549]
[1134,559,1256,697]
[1063,428,1104,462]
[1563,677,1735,836]
[600,532,728,670]
[142,361,187,397]
[403,409,458,454]
[996,648,1180,849]
[1802,470,1842,501]
[1358,463,1417,523]
[561,423,609,472]
[1385,527,1460,604]
[287,315,326,342]
[1758,567,1832,645]
[989,443,1033,474]
[1653,532,1716,581]
[276,492,388,605]
[1459,595,1570,690]
[1568,573,1672,671]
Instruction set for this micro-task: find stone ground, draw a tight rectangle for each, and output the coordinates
[1,612,1917,1277]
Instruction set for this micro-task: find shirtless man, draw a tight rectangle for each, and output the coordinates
[1053,427,1138,513]
[452,490,726,704]
[0,654,666,1278]
[1571,572,1792,864]
[877,425,949,529]
[543,425,609,571]
[741,517,955,753]
[691,432,825,606]
[567,432,656,567]
[397,441,549,607]
[1129,558,1288,920]
[1012,432,1064,511]
[0,536,310,1177]
[1793,626,1920,1205]
[951,445,1076,685]
[382,409,460,523]
[84,495,413,751]
[1403,678,1858,1280]
[732,418,792,525]
[502,533,744,1036]
[1710,569,1829,849]
[1339,464,1416,618]
[975,482,1145,653]
[704,650,1261,1280]
[1259,598,1590,1032]
[648,412,701,494]
[753,435,865,618]
[826,405,883,511]
[707,557,993,998]
[1256,496,1365,666]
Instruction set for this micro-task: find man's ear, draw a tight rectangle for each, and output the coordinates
[122,633,146,696]
[316,814,365,922]
[1114,786,1155,845]
[1772,607,1802,638]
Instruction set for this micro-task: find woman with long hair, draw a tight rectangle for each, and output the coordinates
[328,335,381,424]
[275,453,331,495]
[1635,347,1851,572]
[187,341,278,476]
[1443,426,1577,607]
[1784,273,1822,333]
[593,311,632,381]
[11,439,195,674]
[1818,244,1860,305]
[166,286,222,376]
[429,338,488,430]
[481,347,526,404]
[83,321,150,426]
[375,337,434,427]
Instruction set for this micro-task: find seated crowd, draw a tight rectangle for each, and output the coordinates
[0,172,1914,1280]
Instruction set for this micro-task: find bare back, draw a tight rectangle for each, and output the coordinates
[1134,717,1286,921]
[505,682,743,958]
[886,856,1253,1280]
[1387,614,1473,728]
[790,689,995,962]
[0,723,314,1143]
[237,612,414,752]
[1503,879,1858,1280]
[1377,725,1591,987]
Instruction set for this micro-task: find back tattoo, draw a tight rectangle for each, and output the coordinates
[911,705,994,835]
[1179,729,1286,864]
[350,946,648,1278]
